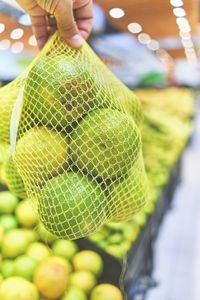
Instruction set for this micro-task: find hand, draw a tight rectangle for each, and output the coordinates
[16,0,93,49]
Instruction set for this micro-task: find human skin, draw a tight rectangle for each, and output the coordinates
[16,0,93,49]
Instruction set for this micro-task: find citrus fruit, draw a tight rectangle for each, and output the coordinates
[0,191,18,213]
[0,214,18,232]
[1,229,30,258]
[72,250,103,277]
[69,270,96,294]
[15,199,38,227]
[23,55,96,127]
[70,108,140,180]
[5,156,27,199]
[0,165,7,185]
[15,127,69,184]
[61,286,87,300]
[90,283,123,300]
[44,256,72,273]
[0,90,17,143]
[33,257,69,299]
[0,224,4,245]
[38,171,107,239]
[52,240,78,260]
[20,229,38,243]
[26,242,51,262]
[1,260,15,278]
[37,223,56,244]
[13,255,38,281]
[0,276,39,300]
[108,161,148,222]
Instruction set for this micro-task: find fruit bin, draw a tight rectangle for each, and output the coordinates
[76,156,182,299]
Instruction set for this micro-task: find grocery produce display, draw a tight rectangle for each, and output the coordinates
[0,192,123,300]
[0,32,148,241]
[0,87,194,299]
[88,87,194,258]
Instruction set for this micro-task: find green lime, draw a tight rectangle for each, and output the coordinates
[5,156,27,199]
[24,55,96,128]
[52,240,78,260]
[90,283,123,300]
[1,260,15,278]
[0,191,18,214]
[0,276,39,300]
[13,255,38,281]
[0,215,18,232]
[61,286,87,300]
[108,161,148,222]
[38,172,107,240]
[26,242,51,262]
[72,250,103,277]
[1,229,31,258]
[37,223,56,244]
[15,199,37,227]
[69,270,96,294]
[71,109,140,180]
[15,127,69,185]
[20,229,38,244]
[0,224,5,245]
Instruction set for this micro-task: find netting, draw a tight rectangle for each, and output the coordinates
[0,31,148,240]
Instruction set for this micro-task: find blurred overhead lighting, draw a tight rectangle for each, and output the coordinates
[128,22,142,34]
[109,8,125,19]
[170,0,183,7]
[176,17,188,27]
[0,39,10,50]
[10,28,24,39]
[137,33,151,44]
[0,23,5,34]
[28,35,37,46]
[179,31,191,39]
[173,7,186,17]
[147,40,160,51]
[11,42,24,53]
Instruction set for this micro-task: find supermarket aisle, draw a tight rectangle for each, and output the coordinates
[146,100,200,300]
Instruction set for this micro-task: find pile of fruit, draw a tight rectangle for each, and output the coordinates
[0,191,123,300]
[88,87,194,258]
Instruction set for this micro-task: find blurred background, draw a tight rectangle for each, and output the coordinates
[0,1,200,300]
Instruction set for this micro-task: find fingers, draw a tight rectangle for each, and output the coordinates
[31,15,49,49]
[54,0,83,49]
[74,0,93,40]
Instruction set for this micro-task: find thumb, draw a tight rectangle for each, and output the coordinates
[54,0,83,49]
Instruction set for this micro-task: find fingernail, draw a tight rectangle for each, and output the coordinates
[70,34,83,48]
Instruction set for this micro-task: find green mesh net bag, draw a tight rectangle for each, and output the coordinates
[0,32,148,240]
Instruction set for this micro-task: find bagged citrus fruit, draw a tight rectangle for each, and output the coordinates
[0,31,148,239]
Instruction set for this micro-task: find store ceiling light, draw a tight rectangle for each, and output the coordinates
[182,39,193,48]
[28,35,37,46]
[0,39,10,50]
[176,17,188,27]
[128,22,142,34]
[137,33,151,44]
[181,25,191,33]
[147,40,160,51]
[180,31,191,39]
[170,0,183,7]
[18,14,31,26]
[10,28,24,39]
[173,7,186,17]
[109,8,125,19]
[11,42,24,54]
[0,23,5,34]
